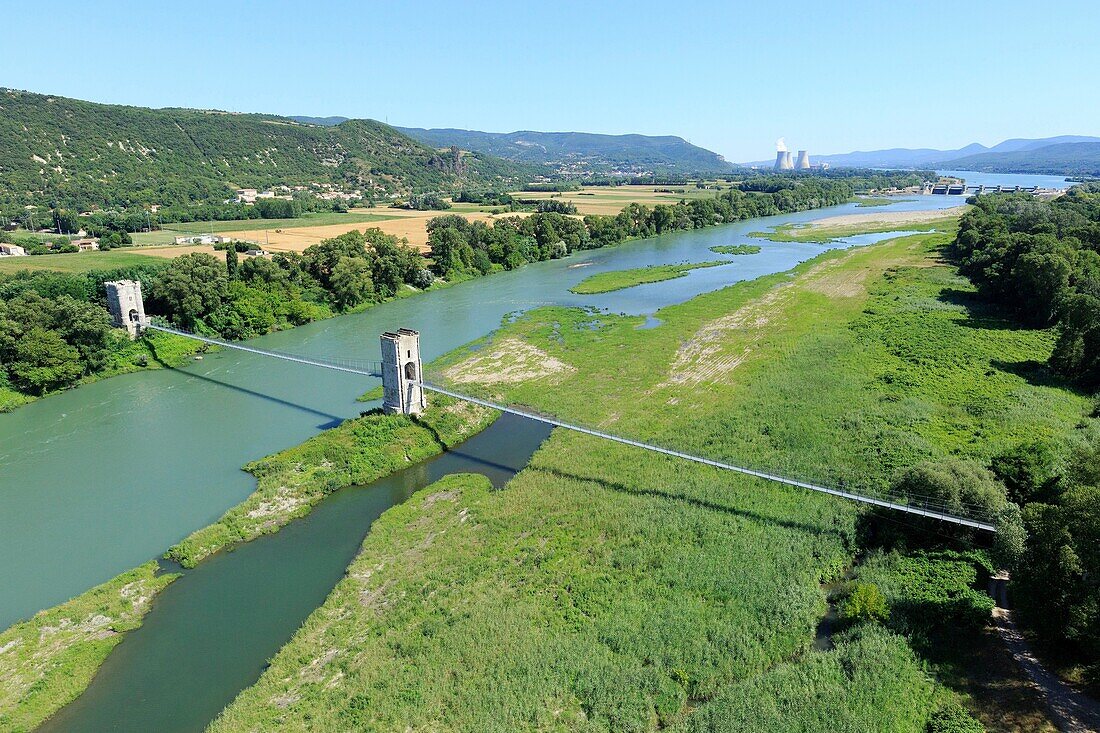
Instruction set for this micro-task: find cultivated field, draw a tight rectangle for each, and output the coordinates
[209,209,494,252]
[56,187,738,262]
[517,183,726,215]
[159,211,398,234]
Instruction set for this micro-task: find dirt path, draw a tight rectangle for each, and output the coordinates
[990,574,1100,732]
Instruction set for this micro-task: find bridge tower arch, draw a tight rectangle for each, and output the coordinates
[380,329,426,415]
[105,280,148,339]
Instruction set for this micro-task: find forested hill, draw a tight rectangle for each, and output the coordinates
[939,141,1100,177]
[0,89,538,210]
[395,127,734,175]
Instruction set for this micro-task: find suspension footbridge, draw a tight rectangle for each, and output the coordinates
[142,319,997,533]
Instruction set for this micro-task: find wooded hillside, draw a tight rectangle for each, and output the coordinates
[0,89,538,210]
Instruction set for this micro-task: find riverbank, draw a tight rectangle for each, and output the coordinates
[208,226,1092,729]
[0,397,495,730]
[0,562,177,733]
[0,179,858,415]
[0,329,204,413]
[166,397,496,567]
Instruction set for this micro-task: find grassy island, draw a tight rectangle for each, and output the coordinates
[569,260,728,294]
[708,244,761,255]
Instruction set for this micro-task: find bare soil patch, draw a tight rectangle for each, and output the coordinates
[444,338,575,385]
[806,206,969,232]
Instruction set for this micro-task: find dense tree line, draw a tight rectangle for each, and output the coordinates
[950,186,1100,683]
[0,229,429,399]
[0,263,167,396]
[952,185,1100,388]
[1007,436,1099,682]
[426,176,862,280]
[453,190,514,206]
[149,228,429,337]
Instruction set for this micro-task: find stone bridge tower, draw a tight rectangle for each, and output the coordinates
[105,280,148,339]
[380,329,426,415]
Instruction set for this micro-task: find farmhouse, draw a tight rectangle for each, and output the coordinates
[72,238,100,251]
[0,243,28,256]
[173,234,232,245]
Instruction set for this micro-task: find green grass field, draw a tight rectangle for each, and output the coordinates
[159,211,398,234]
[569,260,728,294]
[209,227,1090,730]
[0,250,165,274]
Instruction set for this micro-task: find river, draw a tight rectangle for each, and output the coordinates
[36,413,551,732]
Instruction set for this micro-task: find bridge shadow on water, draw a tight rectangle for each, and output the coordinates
[159,364,347,428]
[410,412,548,478]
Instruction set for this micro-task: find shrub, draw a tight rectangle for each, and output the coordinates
[926,701,984,732]
[892,459,1007,518]
[841,582,889,624]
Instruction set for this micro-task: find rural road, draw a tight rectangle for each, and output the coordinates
[989,573,1100,733]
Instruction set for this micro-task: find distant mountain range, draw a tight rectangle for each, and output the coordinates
[394,127,735,175]
[288,115,350,127]
[938,142,1100,177]
[748,136,1100,176]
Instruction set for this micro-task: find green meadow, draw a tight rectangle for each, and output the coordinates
[159,210,398,234]
[210,227,1092,730]
[0,250,164,274]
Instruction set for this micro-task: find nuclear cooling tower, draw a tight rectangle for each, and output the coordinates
[795,150,810,169]
[774,151,793,170]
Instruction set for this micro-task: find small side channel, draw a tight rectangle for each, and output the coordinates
[39,413,551,733]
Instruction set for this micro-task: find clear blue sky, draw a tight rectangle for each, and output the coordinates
[3,0,1097,162]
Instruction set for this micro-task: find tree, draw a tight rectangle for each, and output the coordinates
[302,231,368,288]
[892,459,1007,518]
[329,256,375,310]
[427,226,471,277]
[8,326,84,394]
[153,253,229,330]
[926,702,984,733]
[990,440,1062,505]
[225,243,239,279]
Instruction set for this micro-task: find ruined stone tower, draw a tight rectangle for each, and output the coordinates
[105,280,148,339]
[380,329,426,415]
